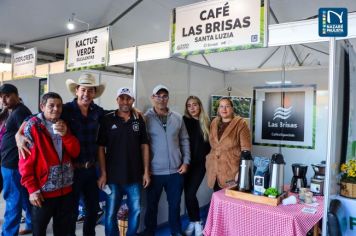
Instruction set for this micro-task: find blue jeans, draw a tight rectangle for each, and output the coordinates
[144,173,184,235]
[105,183,141,236]
[1,167,32,236]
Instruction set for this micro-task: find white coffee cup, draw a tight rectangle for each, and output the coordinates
[282,195,297,205]
[102,185,111,195]
[52,123,60,134]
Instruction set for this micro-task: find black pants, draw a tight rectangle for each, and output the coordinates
[213,181,222,192]
[69,167,99,236]
[184,162,206,222]
[32,193,73,236]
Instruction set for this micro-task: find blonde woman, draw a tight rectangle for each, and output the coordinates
[206,97,252,191]
[183,96,211,236]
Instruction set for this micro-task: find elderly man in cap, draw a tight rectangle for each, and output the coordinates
[97,87,150,236]
[0,84,33,236]
[143,85,190,236]
[17,73,106,236]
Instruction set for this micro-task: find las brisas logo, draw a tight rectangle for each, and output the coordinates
[273,106,293,120]
[319,8,347,37]
[262,92,304,141]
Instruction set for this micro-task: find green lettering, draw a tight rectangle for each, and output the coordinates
[350,216,356,230]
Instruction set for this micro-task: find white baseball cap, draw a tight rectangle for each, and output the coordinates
[152,84,169,95]
[117,87,134,98]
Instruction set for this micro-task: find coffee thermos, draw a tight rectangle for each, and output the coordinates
[269,153,285,194]
[238,150,254,192]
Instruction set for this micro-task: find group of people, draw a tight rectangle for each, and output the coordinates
[0,72,252,236]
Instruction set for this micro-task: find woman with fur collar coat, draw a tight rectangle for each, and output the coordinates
[206,97,252,191]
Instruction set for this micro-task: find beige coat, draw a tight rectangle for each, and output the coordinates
[206,116,252,189]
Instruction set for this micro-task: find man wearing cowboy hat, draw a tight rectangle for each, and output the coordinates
[64,73,106,236]
[16,73,106,236]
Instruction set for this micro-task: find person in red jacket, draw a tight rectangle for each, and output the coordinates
[19,92,80,236]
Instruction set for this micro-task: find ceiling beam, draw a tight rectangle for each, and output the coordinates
[269,7,301,66]
[201,54,211,67]
[300,44,329,55]
[258,46,280,68]
[171,57,225,74]
[109,0,143,26]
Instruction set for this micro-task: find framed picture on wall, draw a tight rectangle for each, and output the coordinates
[253,85,316,149]
[210,95,252,119]
[38,78,48,112]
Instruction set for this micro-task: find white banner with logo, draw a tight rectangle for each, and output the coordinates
[12,48,37,79]
[253,85,316,149]
[65,26,110,71]
[171,0,267,56]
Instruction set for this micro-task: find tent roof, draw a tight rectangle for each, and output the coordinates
[0,0,355,70]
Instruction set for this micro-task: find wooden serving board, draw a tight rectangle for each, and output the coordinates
[225,186,288,206]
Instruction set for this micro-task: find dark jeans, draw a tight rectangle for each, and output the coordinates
[144,173,184,235]
[184,162,206,222]
[32,193,73,236]
[69,167,99,236]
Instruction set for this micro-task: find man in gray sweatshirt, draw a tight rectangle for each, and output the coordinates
[143,84,190,236]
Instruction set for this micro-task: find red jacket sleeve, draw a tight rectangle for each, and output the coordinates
[18,125,40,194]
[62,127,80,159]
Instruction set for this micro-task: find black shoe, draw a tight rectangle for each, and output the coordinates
[140,230,154,236]
[171,232,186,236]
[76,214,85,223]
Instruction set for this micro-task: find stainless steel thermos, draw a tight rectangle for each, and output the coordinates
[269,153,285,194]
[238,150,254,192]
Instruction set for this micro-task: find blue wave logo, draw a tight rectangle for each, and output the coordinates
[273,106,293,120]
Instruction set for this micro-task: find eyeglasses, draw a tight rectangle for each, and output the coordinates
[218,105,232,109]
[154,95,169,101]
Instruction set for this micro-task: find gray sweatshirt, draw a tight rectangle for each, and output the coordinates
[145,108,190,175]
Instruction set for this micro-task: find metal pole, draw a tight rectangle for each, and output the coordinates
[322,37,336,236]
[47,63,50,91]
[133,46,138,104]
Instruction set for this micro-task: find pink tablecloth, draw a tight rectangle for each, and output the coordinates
[203,190,323,236]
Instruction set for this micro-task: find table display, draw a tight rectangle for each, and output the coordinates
[203,189,323,236]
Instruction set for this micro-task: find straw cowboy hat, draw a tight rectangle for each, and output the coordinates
[66,73,106,99]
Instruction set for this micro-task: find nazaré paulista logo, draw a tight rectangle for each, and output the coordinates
[273,106,293,120]
[319,8,348,37]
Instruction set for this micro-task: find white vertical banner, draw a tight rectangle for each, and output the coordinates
[346,46,356,160]
[65,26,110,71]
[171,0,267,56]
[12,48,37,79]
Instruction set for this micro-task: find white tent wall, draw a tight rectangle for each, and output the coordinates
[225,68,329,186]
[48,71,133,109]
[135,58,224,225]
[7,78,41,114]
